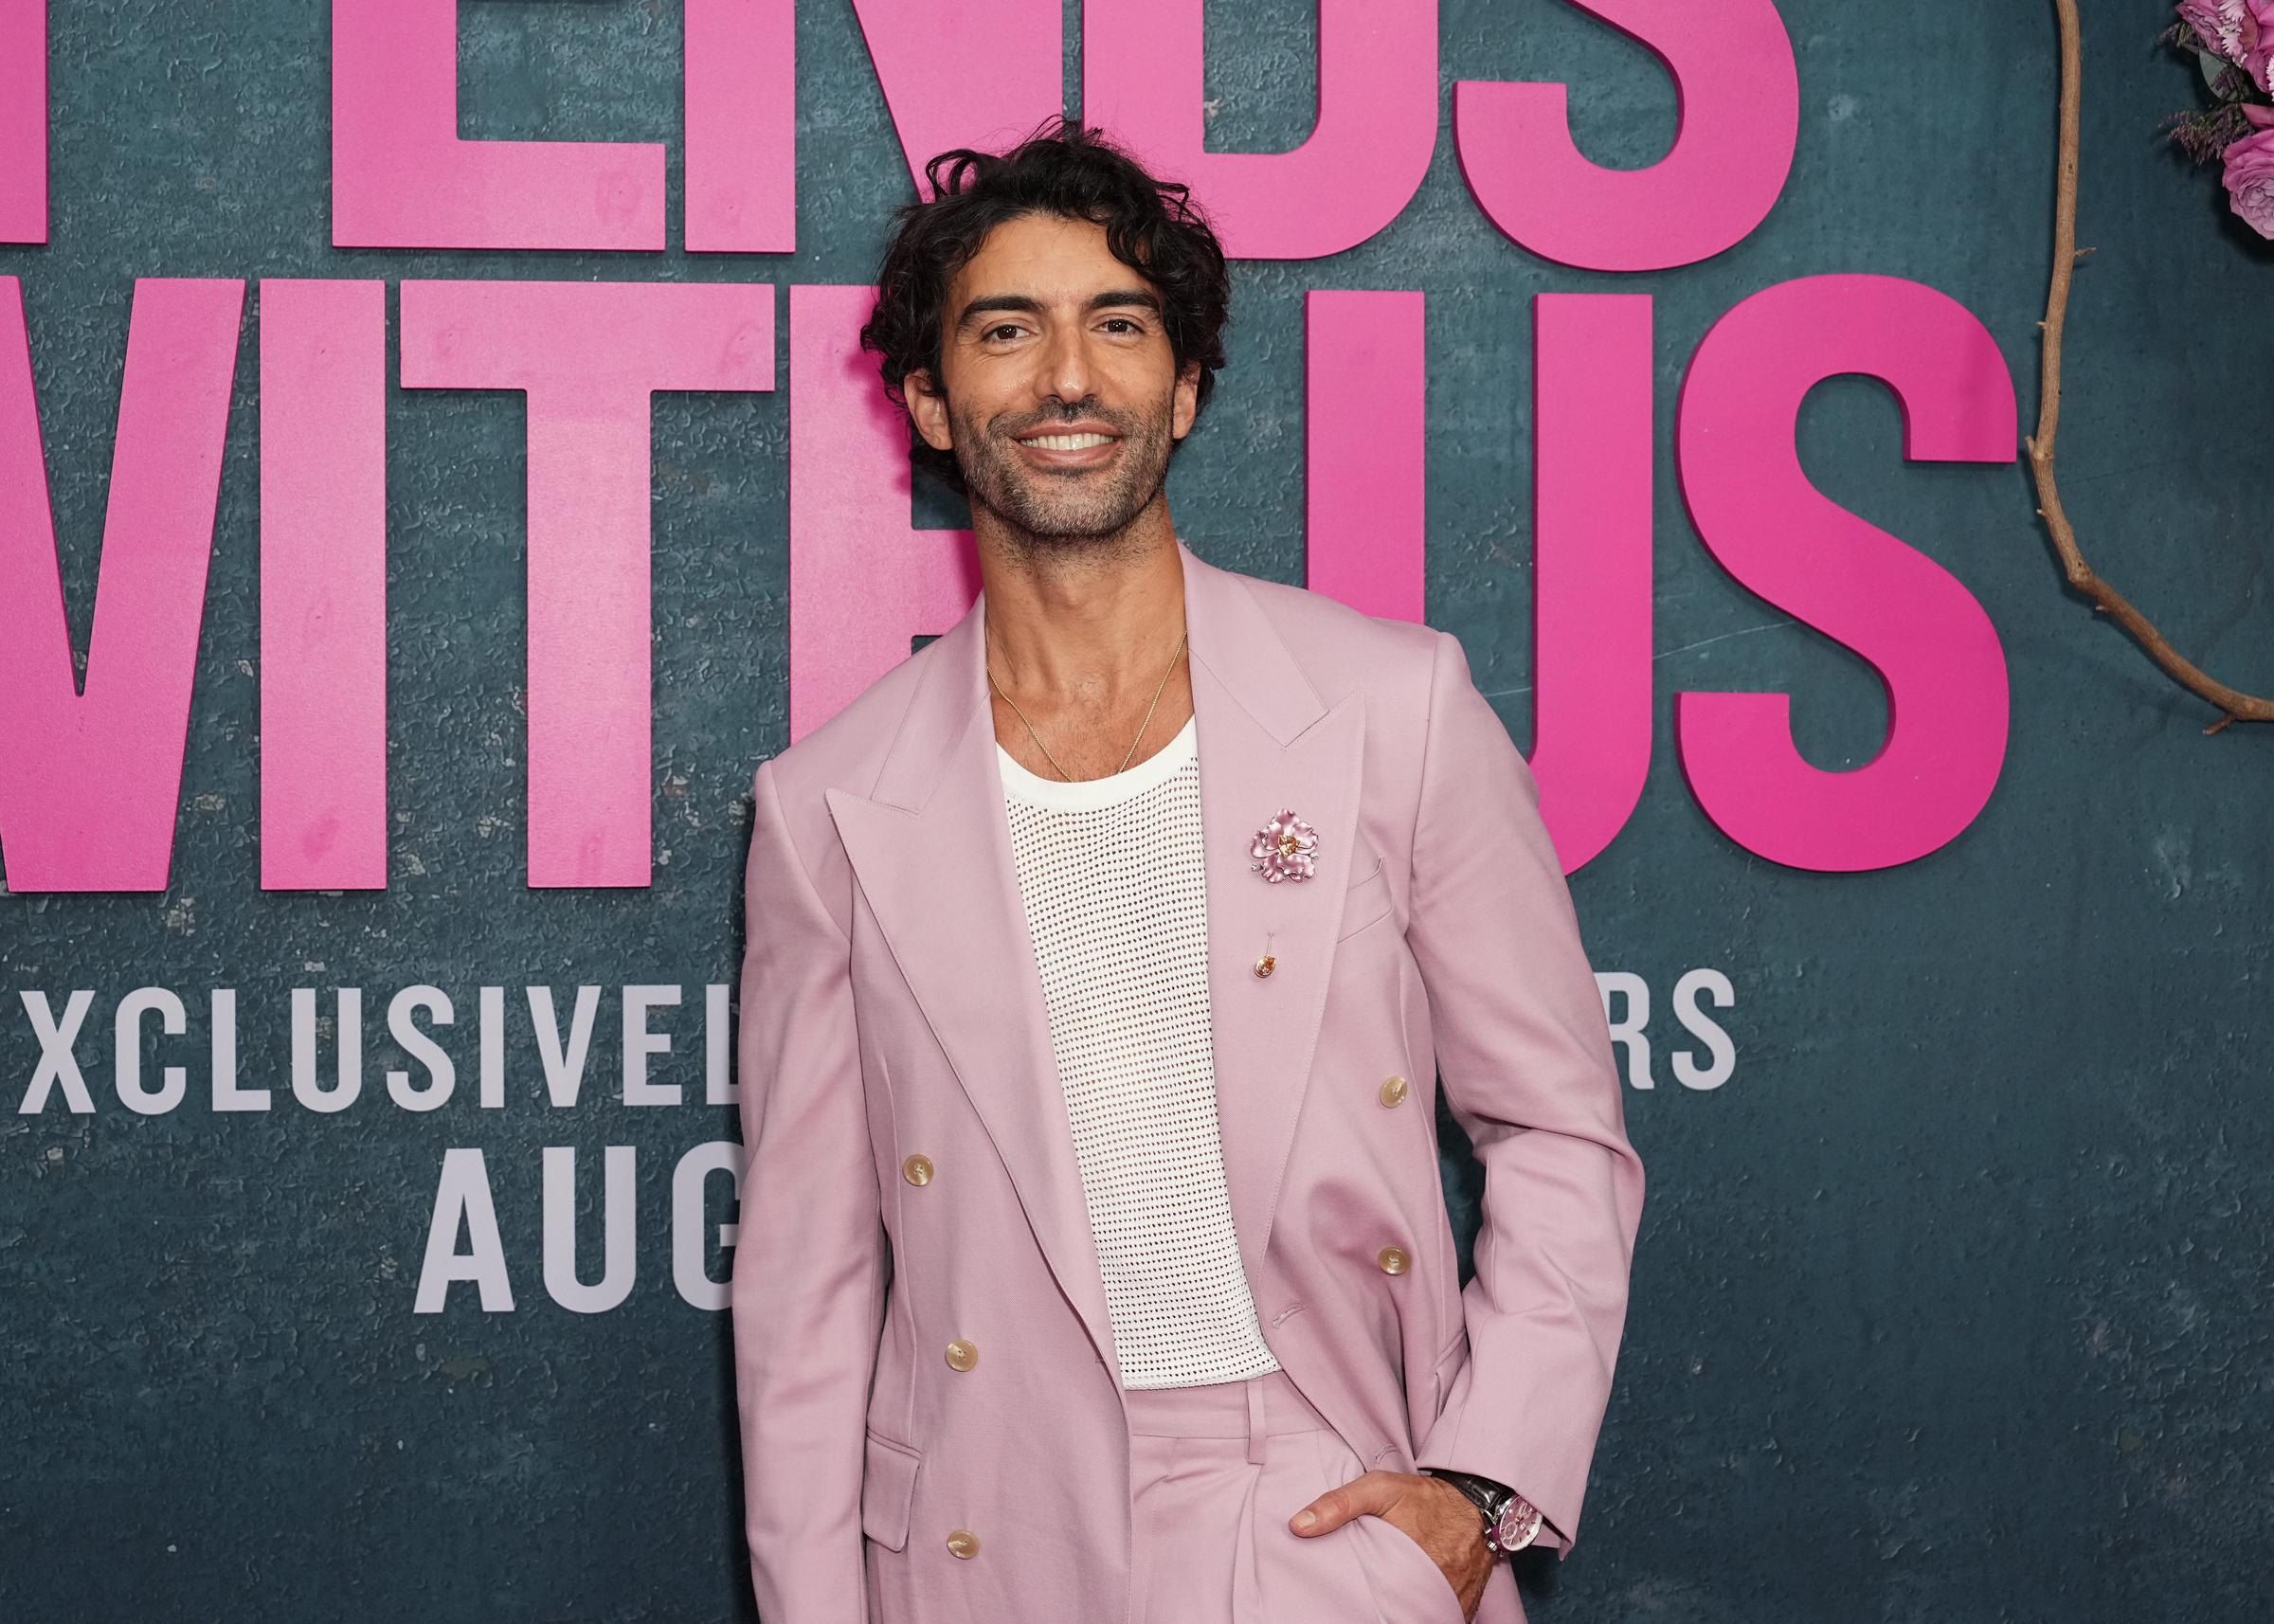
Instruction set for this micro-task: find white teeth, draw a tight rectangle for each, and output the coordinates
[1021,432,1114,451]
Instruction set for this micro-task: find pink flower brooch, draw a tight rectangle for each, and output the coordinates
[1249,808,1320,882]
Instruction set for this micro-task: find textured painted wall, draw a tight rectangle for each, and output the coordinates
[2,2,2269,1621]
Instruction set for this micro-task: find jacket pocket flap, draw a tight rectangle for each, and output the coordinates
[861,1430,922,1552]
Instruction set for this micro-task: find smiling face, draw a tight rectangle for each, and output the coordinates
[907,212,1201,547]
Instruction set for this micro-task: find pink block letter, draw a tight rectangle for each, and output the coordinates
[0,0,44,244]
[1306,290,1424,623]
[260,280,388,893]
[333,0,665,250]
[1675,274,2016,872]
[849,0,1062,198]
[1534,294,1654,872]
[788,283,977,745]
[0,278,245,893]
[1085,0,1437,260]
[686,0,797,253]
[400,281,774,888]
[1455,0,1797,271]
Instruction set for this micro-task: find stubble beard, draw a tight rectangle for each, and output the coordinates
[947,390,1178,561]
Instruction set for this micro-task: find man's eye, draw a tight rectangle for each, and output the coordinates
[984,323,1025,342]
[1102,317,1143,334]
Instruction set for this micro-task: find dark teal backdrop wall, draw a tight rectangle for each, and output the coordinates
[3,2,2269,1621]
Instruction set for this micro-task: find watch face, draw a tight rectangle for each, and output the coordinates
[1490,1497,1543,1552]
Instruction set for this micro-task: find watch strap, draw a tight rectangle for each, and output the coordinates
[1424,1469,1542,1557]
[1427,1467,1509,1509]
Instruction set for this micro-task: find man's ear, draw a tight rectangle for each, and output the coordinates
[1171,359,1202,442]
[906,367,955,453]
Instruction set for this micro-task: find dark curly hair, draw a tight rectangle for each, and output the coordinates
[857,117,1233,493]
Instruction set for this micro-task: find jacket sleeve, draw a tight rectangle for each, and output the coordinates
[1406,628,1646,1560]
[731,756,887,1621]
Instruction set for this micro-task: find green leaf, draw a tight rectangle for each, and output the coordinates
[2199,49,2230,93]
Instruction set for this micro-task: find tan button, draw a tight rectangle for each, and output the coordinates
[946,1528,981,1559]
[1378,1074,1409,1108]
[1377,1245,1410,1274]
[903,1153,933,1186]
[1253,953,1275,979]
[945,1338,978,1371]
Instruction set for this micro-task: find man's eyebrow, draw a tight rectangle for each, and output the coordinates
[954,294,1043,332]
[1086,288,1164,317]
[953,288,1164,332]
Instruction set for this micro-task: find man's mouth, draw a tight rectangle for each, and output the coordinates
[1016,430,1119,451]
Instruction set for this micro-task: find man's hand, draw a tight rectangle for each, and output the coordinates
[1288,1468,1492,1620]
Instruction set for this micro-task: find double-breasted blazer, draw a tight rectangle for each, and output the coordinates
[731,539,1645,1624]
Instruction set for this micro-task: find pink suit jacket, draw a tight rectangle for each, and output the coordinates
[731,539,1645,1624]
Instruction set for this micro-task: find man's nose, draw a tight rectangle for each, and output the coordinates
[1037,323,1096,405]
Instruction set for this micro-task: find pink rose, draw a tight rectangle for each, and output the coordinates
[2247,0,2274,92]
[2181,0,2249,61]
[2222,126,2274,237]
[2247,102,2274,127]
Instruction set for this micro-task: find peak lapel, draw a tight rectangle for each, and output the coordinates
[1178,542,1367,1279]
[822,596,1120,1376]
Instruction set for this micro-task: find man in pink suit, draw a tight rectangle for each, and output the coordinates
[731,119,1644,1624]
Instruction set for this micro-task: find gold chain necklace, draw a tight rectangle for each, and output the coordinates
[987,628,1188,783]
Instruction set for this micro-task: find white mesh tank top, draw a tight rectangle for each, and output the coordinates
[997,713,1282,1390]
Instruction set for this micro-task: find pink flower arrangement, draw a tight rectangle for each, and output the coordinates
[2166,2,2274,236]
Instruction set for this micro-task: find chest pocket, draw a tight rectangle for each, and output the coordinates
[1336,826,1396,941]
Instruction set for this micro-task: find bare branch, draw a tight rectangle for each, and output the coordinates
[2031,0,2272,733]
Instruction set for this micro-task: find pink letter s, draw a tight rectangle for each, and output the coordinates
[1676,275,2017,871]
[1456,0,1798,271]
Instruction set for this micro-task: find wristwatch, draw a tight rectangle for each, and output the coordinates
[1424,1469,1545,1557]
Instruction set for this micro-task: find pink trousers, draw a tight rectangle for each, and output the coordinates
[1125,1367,1470,1624]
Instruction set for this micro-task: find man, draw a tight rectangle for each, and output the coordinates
[731,119,1644,1624]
